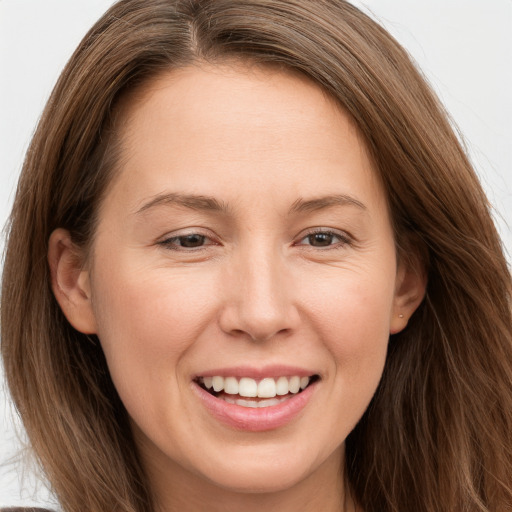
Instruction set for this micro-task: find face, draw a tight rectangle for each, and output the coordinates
[52,63,421,505]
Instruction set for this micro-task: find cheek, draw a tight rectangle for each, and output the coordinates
[90,260,219,391]
[325,293,391,381]
[318,286,392,438]
[305,260,396,388]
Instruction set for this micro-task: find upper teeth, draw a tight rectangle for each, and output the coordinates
[200,376,310,398]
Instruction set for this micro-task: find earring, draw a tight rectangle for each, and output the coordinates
[398,314,404,318]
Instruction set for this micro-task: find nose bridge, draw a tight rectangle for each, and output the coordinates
[220,239,299,341]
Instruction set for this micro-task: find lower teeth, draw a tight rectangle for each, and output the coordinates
[220,395,290,408]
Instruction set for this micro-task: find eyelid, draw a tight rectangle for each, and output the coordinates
[157,228,220,250]
[295,227,354,248]
[155,226,354,251]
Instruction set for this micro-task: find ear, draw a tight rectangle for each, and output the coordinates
[389,255,427,335]
[48,228,97,334]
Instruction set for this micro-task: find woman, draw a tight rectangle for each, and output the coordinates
[2,0,511,511]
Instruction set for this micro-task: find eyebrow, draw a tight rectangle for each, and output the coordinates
[288,194,367,214]
[135,192,366,216]
[136,193,230,215]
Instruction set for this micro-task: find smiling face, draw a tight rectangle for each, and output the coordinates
[50,63,424,509]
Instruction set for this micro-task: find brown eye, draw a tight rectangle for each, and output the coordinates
[159,233,212,250]
[177,234,206,248]
[307,232,335,247]
[297,229,351,249]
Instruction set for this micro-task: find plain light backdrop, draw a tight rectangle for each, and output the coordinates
[1,0,511,507]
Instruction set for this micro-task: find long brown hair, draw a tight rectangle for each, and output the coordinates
[2,1,511,510]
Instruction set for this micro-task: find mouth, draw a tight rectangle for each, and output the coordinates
[194,374,320,409]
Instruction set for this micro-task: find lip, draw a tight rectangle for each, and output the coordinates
[193,365,316,380]
[191,369,319,432]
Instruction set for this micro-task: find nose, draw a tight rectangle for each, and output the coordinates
[218,246,300,342]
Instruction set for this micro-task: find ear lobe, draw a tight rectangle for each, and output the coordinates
[390,260,427,335]
[48,228,97,334]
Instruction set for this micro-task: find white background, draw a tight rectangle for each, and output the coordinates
[1,0,511,507]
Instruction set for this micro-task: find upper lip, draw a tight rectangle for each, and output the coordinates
[193,365,319,380]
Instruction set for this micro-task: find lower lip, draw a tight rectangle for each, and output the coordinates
[192,381,317,432]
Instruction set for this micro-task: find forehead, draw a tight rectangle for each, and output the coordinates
[117,62,365,153]
[104,62,384,216]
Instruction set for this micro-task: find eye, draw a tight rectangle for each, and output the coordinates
[158,232,216,250]
[297,229,351,249]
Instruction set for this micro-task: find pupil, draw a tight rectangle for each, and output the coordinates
[180,234,205,247]
[309,233,333,246]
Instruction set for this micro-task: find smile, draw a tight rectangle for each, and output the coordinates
[195,375,319,409]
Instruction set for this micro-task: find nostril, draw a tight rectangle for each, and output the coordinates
[218,287,301,343]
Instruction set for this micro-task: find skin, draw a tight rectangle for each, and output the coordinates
[49,63,425,512]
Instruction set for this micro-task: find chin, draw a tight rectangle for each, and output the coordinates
[192,440,343,496]
[205,462,312,495]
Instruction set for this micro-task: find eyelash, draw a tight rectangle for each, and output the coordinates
[296,228,352,249]
[158,231,217,251]
[158,228,352,252]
